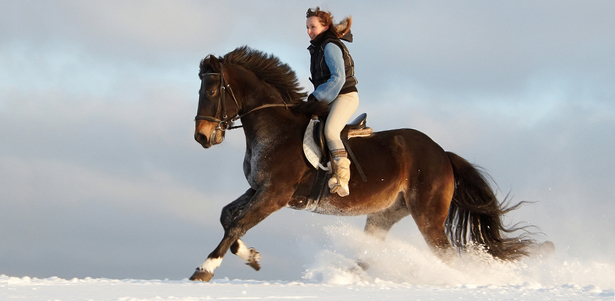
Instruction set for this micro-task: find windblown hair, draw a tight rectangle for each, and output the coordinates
[306,7,352,38]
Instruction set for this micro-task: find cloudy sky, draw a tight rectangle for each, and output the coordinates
[1,1,614,281]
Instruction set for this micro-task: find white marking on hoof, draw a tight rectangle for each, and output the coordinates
[199,257,222,274]
[234,239,251,262]
[233,239,261,271]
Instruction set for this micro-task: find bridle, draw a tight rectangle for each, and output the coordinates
[194,62,296,133]
[195,63,242,131]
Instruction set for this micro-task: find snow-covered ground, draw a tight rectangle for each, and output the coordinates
[4,225,614,300]
[4,276,613,301]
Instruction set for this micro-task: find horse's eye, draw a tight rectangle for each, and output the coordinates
[209,90,216,96]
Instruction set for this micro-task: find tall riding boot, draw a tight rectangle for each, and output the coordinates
[328,150,351,197]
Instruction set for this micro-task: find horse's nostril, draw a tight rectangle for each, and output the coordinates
[194,132,213,148]
[195,133,206,143]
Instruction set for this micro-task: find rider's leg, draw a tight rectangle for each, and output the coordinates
[324,92,359,196]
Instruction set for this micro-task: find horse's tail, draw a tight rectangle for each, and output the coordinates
[445,152,534,260]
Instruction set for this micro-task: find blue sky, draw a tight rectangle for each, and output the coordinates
[1,0,614,281]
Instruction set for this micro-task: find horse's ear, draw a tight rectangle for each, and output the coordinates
[208,55,223,73]
[207,55,219,66]
[201,55,221,74]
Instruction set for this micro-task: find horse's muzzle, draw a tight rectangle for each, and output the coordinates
[194,126,224,149]
[195,119,215,148]
[194,132,213,148]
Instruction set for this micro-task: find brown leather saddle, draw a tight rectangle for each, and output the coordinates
[312,113,372,159]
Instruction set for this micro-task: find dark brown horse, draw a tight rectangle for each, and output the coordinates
[190,46,534,281]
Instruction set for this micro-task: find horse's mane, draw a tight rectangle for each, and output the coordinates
[204,46,307,103]
[200,46,328,117]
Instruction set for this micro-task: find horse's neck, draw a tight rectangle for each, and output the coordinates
[242,109,302,148]
[240,109,306,187]
[233,74,307,162]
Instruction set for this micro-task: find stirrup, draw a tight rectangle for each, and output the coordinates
[329,180,350,197]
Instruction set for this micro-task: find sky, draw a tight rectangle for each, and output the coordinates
[1,0,614,281]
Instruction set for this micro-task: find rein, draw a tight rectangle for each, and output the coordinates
[195,63,295,131]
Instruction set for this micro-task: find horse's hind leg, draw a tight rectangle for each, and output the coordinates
[413,215,452,258]
[360,194,410,269]
[410,190,455,260]
[364,193,410,240]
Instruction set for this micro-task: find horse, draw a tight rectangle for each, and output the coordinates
[190,46,534,282]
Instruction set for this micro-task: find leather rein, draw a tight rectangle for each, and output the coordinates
[194,62,295,131]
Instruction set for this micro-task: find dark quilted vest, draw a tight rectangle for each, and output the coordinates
[308,30,358,95]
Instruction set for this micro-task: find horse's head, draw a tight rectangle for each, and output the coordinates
[194,47,310,148]
[194,55,241,148]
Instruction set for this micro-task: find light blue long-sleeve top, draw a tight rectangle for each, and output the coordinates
[312,43,346,103]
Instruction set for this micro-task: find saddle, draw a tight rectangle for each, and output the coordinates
[299,113,373,204]
[303,113,372,171]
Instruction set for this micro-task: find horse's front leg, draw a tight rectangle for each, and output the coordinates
[220,189,261,271]
[189,185,288,281]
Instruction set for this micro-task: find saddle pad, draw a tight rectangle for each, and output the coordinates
[303,119,329,171]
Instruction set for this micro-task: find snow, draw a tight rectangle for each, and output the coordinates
[3,224,615,300]
[3,275,613,301]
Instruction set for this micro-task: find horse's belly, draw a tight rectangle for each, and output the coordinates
[300,188,401,216]
[307,200,354,215]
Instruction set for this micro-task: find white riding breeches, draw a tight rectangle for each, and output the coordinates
[325,92,359,151]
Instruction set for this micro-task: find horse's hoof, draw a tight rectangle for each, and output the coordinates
[246,248,261,271]
[189,268,213,282]
[247,261,261,271]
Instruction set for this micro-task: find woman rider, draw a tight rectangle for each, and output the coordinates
[306,7,359,197]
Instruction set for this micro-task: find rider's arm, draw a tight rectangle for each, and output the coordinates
[312,43,345,103]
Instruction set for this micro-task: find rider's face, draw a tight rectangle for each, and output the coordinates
[306,16,329,40]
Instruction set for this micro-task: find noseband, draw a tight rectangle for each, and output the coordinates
[194,62,296,133]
